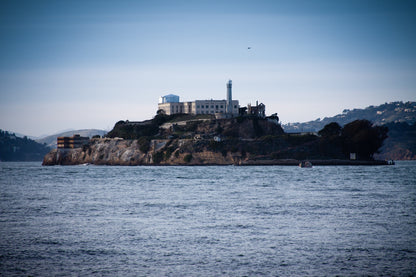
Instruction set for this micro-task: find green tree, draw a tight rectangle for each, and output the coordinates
[318,122,342,138]
[137,137,150,153]
[341,120,388,160]
[183,154,193,163]
[317,123,343,159]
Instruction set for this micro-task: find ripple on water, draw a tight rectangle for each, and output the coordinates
[0,162,415,276]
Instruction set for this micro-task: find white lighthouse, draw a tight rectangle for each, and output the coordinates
[226,80,232,114]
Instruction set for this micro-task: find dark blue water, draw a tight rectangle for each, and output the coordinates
[1,162,415,276]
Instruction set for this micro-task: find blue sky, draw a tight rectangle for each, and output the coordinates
[1,0,415,137]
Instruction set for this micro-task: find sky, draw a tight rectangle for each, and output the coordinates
[0,0,415,137]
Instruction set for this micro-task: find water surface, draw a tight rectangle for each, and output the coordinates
[1,162,415,276]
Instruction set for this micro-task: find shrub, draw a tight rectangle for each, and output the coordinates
[183,154,193,163]
[164,146,175,160]
[208,140,223,152]
[215,125,224,134]
[137,137,150,153]
[152,151,164,164]
[318,122,342,138]
[252,118,264,137]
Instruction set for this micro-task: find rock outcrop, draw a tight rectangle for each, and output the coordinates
[42,137,389,166]
[42,138,248,166]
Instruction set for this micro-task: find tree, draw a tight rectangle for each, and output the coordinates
[152,110,170,126]
[341,120,388,160]
[318,122,342,138]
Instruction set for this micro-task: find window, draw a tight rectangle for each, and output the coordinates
[220,105,223,108]
[206,105,209,108]
[215,105,218,109]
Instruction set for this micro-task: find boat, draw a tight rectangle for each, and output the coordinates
[299,161,312,168]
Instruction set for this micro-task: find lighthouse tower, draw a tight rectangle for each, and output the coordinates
[226,80,232,114]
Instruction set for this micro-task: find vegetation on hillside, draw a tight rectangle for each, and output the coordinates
[0,130,51,161]
[105,110,176,139]
[198,119,387,161]
[106,111,284,140]
[283,101,415,133]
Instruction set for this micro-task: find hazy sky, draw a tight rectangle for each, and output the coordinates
[1,0,415,137]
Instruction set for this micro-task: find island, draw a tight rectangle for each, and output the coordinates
[42,113,389,166]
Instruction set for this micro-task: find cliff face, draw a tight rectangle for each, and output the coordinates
[42,138,248,166]
[43,139,146,165]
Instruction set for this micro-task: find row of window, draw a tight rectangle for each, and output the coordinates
[197,105,224,109]
[173,106,183,113]
[196,105,238,109]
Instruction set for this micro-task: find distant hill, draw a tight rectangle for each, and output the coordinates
[374,122,416,160]
[282,101,416,133]
[36,129,107,149]
[0,130,51,161]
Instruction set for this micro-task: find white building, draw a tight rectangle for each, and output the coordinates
[157,80,239,116]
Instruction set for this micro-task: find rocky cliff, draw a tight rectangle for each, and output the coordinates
[42,138,247,165]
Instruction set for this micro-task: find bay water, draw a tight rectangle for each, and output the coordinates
[1,162,415,276]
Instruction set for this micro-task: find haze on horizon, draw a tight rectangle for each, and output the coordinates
[1,0,415,137]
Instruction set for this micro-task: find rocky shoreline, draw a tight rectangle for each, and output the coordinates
[42,138,390,166]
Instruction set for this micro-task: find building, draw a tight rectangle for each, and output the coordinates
[157,80,239,116]
[159,94,179,104]
[57,134,89,149]
[247,101,266,118]
[239,101,266,118]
